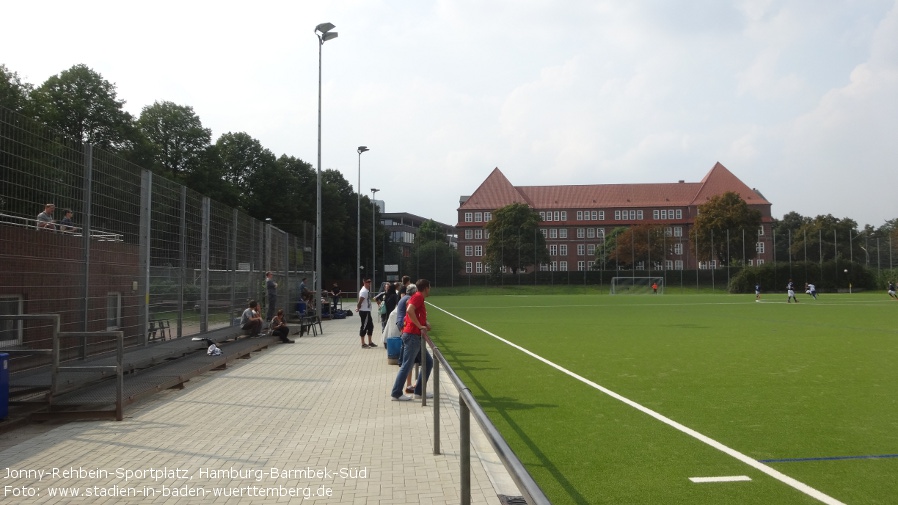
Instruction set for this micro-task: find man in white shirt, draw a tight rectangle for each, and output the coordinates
[355,279,378,348]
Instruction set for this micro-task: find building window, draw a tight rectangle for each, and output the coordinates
[474,212,483,222]
[597,228,605,239]
[757,259,765,265]
[559,229,568,239]
[587,228,595,239]
[577,244,586,256]
[614,210,621,220]
[758,226,764,236]
[539,263,548,272]
[587,244,596,255]
[559,244,568,256]
[107,292,122,330]
[597,211,603,220]
[474,229,483,239]
[577,228,585,238]
[756,242,765,253]
[665,260,673,270]
[549,229,558,239]
[549,244,558,256]
[560,211,567,221]
[676,210,682,219]
[476,262,483,273]
[466,262,473,273]
[675,260,683,270]
[475,245,483,256]
[465,212,472,223]
[665,226,672,237]
[576,211,583,220]
[577,260,586,271]
[485,263,492,273]
[465,246,473,257]
[550,261,558,271]
[560,261,568,271]
[673,226,683,237]
[541,229,548,237]
[484,212,492,222]
[464,229,473,239]
[0,295,23,346]
[653,210,660,219]
[674,243,683,255]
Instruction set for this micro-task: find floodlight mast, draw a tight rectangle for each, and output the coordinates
[314,22,337,314]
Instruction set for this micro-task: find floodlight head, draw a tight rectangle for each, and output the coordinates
[315,22,335,34]
[357,146,369,154]
[371,188,379,193]
[322,32,338,42]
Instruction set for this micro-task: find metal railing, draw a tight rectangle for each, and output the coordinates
[0,314,124,420]
[0,212,124,241]
[419,334,551,505]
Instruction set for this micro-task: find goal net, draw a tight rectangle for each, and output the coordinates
[609,277,664,295]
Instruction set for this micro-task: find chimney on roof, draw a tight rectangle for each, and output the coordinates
[678,180,685,183]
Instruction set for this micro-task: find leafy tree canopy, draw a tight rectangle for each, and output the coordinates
[30,64,137,150]
[137,101,211,177]
[484,203,549,272]
[690,191,762,264]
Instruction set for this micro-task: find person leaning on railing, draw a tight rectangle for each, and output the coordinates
[390,279,433,402]
[36,203,56,230]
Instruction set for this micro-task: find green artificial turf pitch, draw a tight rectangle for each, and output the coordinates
[426,292,898,505]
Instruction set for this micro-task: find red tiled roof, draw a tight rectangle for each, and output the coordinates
[458,162,769,211]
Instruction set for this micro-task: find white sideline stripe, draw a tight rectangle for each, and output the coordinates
[690,475,752,483]
[429,303,847,505]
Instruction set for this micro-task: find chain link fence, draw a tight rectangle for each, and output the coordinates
[0,107,314,366]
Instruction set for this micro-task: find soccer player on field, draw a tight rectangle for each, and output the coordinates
[755,283,761,301]
[787,279,799,303]
[888,281,897,300]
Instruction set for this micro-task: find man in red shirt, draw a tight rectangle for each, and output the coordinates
[391,279,434,401]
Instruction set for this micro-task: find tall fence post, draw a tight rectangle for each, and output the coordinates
[200,196,210,333]
[138,170,153,346]
[80,143,93,338]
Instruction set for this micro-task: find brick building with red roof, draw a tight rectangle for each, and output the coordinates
[456,162,773,274]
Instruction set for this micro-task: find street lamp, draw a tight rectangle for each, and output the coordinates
[315,22,337,312]
[371,188,380,292]
[357,146,369,294]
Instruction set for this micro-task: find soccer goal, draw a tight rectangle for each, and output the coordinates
[609,277,664,295]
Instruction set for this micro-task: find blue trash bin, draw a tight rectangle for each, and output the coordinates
[386,337,402,365]
[0,353,8,420]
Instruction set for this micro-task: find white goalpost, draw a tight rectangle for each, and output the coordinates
[609,277,664,295]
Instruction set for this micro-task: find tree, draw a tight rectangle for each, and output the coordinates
[30,64,138,151]
[605,224,667,269]
[595,227,626,270]
[690,191,762,265]
[772,211,810,261]
[790,214,859,262]
[215,132,277,205]
[137,101,211,177]
[405,219,459,286]
[0,64,31,113]
[484,203,549,273]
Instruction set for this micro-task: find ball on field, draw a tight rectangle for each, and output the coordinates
[755,299,760,303]
[844,269,848,273]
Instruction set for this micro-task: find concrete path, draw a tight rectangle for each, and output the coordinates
[0,317,521,504]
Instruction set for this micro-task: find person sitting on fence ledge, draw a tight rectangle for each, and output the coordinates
[270,309,294,343]
[36,203,56,230]
[240,300,263,338]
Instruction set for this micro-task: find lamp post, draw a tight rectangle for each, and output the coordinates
[371,188,380,292]
[357,146,369,294]
[315,22,337,311]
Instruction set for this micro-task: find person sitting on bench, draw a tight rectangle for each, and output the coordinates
[270,309,294,343]
[241,300,263,338]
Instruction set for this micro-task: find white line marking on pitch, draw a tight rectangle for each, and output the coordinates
[690,476,752,483]
[429,303,847,505]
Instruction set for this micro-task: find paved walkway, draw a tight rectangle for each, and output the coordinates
[0,317,520,504]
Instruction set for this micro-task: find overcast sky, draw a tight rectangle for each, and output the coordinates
[3,0,897,229]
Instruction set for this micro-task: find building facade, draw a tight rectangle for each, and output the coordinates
[456,162,773,274]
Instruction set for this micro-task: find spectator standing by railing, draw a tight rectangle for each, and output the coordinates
[59,209,74,233]
[36,203,55,230]
[391,279,433,402]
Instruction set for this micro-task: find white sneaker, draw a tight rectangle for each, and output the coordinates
[414,392,434,399]
[392,395,412,402]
